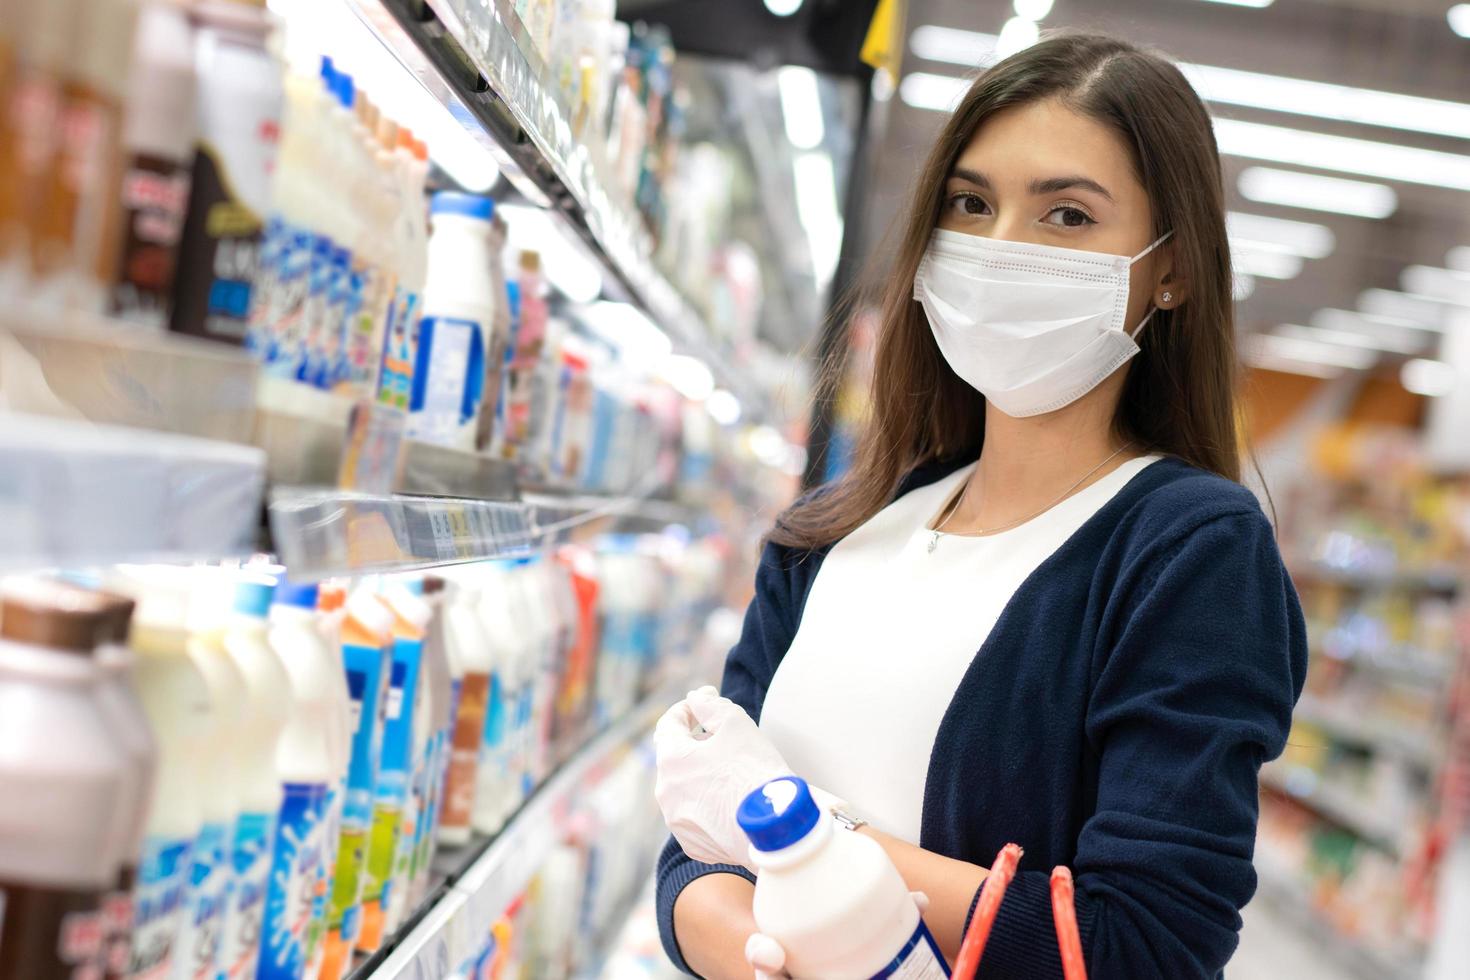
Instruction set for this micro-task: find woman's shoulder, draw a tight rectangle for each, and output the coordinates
[1113,455,1275,549]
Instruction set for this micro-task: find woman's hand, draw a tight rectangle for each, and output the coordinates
[654,686,801,869]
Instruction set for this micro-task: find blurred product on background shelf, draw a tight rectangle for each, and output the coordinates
[0,525,732,980]
[1259,425,1470,976]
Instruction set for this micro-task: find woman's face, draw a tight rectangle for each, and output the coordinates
[936,97,1174,333]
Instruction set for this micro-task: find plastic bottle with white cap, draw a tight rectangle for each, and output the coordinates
[737,776,949,980]
[258,579,336,980]
[435,568,491,846]
[218,576,287,980]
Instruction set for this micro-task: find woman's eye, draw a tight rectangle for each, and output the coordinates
[947,193,989,217]
[1044,204,1096,227]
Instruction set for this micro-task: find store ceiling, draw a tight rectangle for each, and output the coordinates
[866,0,1470,362]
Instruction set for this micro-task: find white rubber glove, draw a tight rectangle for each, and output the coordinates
[654,686,845,871]
[745,893,932,980]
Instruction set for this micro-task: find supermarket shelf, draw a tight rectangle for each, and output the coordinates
[0,315,259,443]
[1259,765,1405,858]
[361,684,675,980]
[1252,859,1419,980]
[1294,694,1440,771]
[345,0,770,421]
[0,412,267,570]
[1288,558,1460,594]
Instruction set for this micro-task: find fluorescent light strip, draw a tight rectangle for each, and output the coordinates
[1276,322,1423,356]
[1357,289,1451,329]
[778,66,825,151]
[1311,310,1435,352]
[1233,274,1257,301]
[899,71,969,112]
[1447,246,1470,272]
[994,17,1040,59]
[1200,0,1274,7]
[907,26,1470,147]
[1214,118,1470,191]
[1401,265,1470,305]
[1180,63,1470,141]
[1243,351,1344,379]
[1227,211,1334,258]
[1450,5,1470,39]
[1237,167,1397,219]
[1232,250,1303,280]
[1401,358,1457,397]
[1249,333,1378,371]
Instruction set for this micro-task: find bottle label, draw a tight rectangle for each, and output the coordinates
[258,782,327,980]
[110,153,191,327]
[299,235,335,387]
[333,638,388,938]
[407,315,485,446]
[0,877,105,980]
[219,811,273,979]
[869,920,950,980]
[259,224,312,377]
[124,836,192,980]
[100,865,136,980]
[175,822,228,980]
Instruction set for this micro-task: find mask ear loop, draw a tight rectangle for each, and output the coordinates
[1127,230,1175,338]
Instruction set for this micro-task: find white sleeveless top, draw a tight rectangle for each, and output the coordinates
[759,455,1163,844]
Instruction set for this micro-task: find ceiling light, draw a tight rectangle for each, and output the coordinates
[778,66,825,150]
[794,151,844,288]
[1447,246,1470,272]
[577,301,671,365]
[705,389,742,426]
[1237,167,1397,219]
[1311,310,1434,351]
[1450,4,1470,38]
[1242,351,1343,379]
[1401,265,1470,306]
[899,71,969,112]
[909,25,997,66]
[1275,322,1423,356]
[1013,0,1054,19]
[1181,63,1470,141]
[1357,289,1451,328]
[994,17,1040,60]
[1401,358,1457,397]
[1248,333,1377,371]
[1232,250,1303,280]
[1214,118,1470,192]
[496,203,604,303]
[764,0,803,16]
[1227,211,1334,259]
[1199,0,1274,7]
[661,355,716,402]
[1233,274,1257,301]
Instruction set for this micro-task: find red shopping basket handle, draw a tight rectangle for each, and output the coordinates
[950,846,1087,980]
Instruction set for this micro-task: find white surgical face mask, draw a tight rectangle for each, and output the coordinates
[913,228,1173,417]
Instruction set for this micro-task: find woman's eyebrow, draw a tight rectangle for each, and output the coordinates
[949,167,991,188]
[1030,175,1114,202]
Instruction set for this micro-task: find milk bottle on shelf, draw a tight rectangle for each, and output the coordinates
[408,192,494,450]
[92,594,158,980]
[471,564,516,836]
[321,587,394,980]
[176,573,251,980]
[258,580,337,980]
[0,581,132,980]
[112,567,207,980]
[409,576,453,904]
[738,777,949,980]
[218,578,287,980]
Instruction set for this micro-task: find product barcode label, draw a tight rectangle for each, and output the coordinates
[870,920,951,980]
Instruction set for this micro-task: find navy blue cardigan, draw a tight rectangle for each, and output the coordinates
[655,456,1307,979]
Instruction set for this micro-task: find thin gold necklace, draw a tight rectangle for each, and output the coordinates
[927,443,1134,554]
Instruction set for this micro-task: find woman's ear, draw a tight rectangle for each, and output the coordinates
[1152,247,1190,309]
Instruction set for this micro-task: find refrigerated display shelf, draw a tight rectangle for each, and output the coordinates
[344,0,772,422]
[1252,860,1419,980]
[357,683,678,980]
[1293,694,1441,771]
[1259,765,1406,858]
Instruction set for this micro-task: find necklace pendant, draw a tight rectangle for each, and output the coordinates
[928,532,940,554]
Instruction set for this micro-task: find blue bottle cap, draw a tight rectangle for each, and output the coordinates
[737,776,822,853]
[233,578,276,619]
[320,55,336,87]
[430,191,494,221]
[273,578,319,610]
[335,71,355,110]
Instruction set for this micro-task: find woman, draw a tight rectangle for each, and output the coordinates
[654,32,1306,980]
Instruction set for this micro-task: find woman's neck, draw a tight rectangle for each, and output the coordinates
[947,378,1134,533]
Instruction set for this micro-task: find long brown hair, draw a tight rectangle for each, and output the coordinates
[772,32,1240,551]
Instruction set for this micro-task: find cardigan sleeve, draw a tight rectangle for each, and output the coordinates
[973,510,1307,980]
[654,539,810,975]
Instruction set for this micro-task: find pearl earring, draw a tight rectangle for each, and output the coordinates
[1161,291,1172,304]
